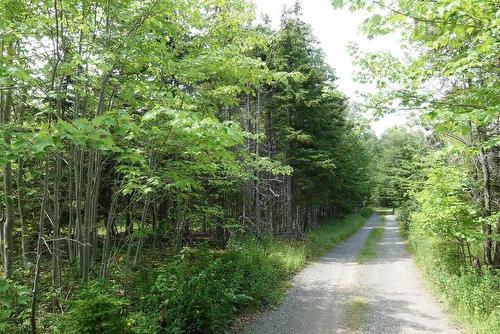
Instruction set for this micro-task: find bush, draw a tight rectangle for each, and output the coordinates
[55,281,128,334]
[395,199,417,238]
[408,185,500,334]
[151,244,287,334]
[422,263,500,333]
[149,211,371,333]
[0,278,30,333]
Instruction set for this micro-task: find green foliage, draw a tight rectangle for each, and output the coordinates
[1,1,379,333]
[305,209,373,259]
[144,211,371,333]
[333,0,500,331]
[334,0,500,138]
[55,282,128,334]
[412,164,480,242]
[399,161,500,333]
[395,199,418,239]
[411,236,500,333]
[264,7,374,212]
[0,278,29,333]
[372,127,427,207]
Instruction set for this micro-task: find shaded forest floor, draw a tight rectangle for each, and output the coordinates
[8,210,373,333]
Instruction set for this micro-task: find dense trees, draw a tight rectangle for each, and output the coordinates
[333,0,500,267]
[262,4,372,237]
[333,0,499,331]
[371,127,427,207]
[0,1,373,332]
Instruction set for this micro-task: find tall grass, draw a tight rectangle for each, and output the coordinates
[146,209,373,333]
[305,208,373,260]
[409,236,500,334]
[54,209,373,334]
[396,205,500,334]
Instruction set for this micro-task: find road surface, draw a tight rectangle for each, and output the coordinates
[243,214,460,334]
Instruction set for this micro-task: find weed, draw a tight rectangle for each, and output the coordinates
[345,297,369,331]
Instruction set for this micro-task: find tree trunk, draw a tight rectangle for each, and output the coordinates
[133,198,149,267]
[100,183,119,278]
[285,174,293,238]
[479,148,493,266]
[254,88,262,232]
[30,161,49,334]
[2,85,15,279]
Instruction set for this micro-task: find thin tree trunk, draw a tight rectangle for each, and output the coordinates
[285,174,293,238]
[479,148,493,266]
[133,198,149,267]
[2,82,15,279]
[52,153,62,288]
[17,157,27,263]
[17,91,28,263]
[30,161,49,334]
[255,88,261,232]
[100,183,119,278]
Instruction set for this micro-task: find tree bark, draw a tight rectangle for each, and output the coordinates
[30,161,49,334]
[479,148,493,266]
[2,83,15,279]
[100,183,119,278]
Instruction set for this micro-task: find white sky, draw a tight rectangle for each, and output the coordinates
[252,0,408,136]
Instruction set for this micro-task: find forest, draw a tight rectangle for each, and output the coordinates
[0,0,498,333]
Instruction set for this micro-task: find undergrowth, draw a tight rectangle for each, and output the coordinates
[48,209,373,334]
[396,204,500,334]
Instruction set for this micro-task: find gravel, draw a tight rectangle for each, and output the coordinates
[242,214,461,334]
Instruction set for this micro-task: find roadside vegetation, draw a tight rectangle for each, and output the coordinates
[369,129,500,333]
[367,126,500,333]
[0,1,375,333]
[334,0,500,332]
[2,210,371,334]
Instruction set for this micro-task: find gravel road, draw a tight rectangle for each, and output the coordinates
[242,214,460,334]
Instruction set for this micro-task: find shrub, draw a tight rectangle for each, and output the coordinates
[151,244,284,334]
[422,263,500,333]
[396,199,417,238]
[0,278,30,333]
[150,211,371,333]
[55,281,128,334]
[407,166,500,334]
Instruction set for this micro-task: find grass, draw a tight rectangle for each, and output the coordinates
[126,208,374,333]
[407,239,500,334]
[356,214,385,264]
[395,208,500,334]
[4,209,375,334]
[345,296,369,332]
[304,208,374,260]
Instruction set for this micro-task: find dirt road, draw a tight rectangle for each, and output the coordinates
[243,214,460,334]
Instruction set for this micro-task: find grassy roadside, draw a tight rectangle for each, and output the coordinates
[144,208,374,334]
[49,209,374,334]
[304,208,374,260]
[357,214,385,264]
[395,209,500,334]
